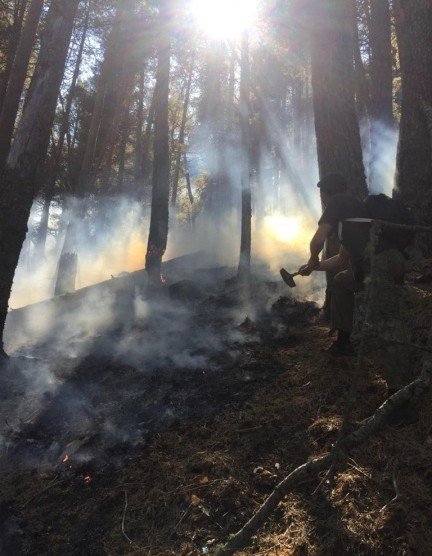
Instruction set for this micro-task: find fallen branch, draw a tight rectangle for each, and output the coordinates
[215,360,432,555]
[122,490,132,544]
[323,223,380,487]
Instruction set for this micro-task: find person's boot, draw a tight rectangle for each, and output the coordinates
[326,330,355,356]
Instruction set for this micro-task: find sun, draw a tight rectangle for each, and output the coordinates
[191,0,259,41]
[264,214,301,245]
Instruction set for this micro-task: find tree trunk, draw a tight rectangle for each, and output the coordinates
[33,2,90,262]
[145,0,171,285]
[310,0,368,318]
[171,55,194,208]
[183,151,194,204]
[238,31,252,282]
[369,0,394,191]
[117,107,130,193]
[352,0,370,122]
[311,0,367,198]
[394,1,432,229]
[0,0,44,171]
[201,42,229,216]
[134,68,146,184]
[134,86,155,200]
[55,1,137,294]
[0,0,80,356]
[0,0,28,111]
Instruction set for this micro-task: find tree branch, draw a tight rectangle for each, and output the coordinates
[215,359,432,555]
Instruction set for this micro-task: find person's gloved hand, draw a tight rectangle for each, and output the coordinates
[298,256,320,276]
[298,263,313,276]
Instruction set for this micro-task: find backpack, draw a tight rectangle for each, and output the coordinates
[364,194,415,252]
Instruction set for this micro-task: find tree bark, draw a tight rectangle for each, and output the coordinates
[310,0,367,199]
[117,107,130,193]
[310,0,368,318]
[0,0,28,111]
[0,0,44,171]
[352,0,370,123]
[0,0,80,356]
[369,0,394,191]
[369,0,393,127]
[394,0,432,229]
[135,87,155,195]
[55,1,138,294]
[145,0,171,285]
[134,68,146,184]
[183,151,194,205]
[33,2,90,262]
[171,55,194,208]
[201,41,229,216]
[238,31,252,282]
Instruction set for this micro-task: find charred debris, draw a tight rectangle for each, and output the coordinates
[0,254,319,477]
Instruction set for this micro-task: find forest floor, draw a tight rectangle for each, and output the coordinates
[1,270,432,555]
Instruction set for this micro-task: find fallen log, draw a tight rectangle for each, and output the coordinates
[215,358,432,556]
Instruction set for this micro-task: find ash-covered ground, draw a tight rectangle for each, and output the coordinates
[0,257,319,475]
[1,260,432,556]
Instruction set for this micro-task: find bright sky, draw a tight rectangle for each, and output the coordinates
[190,0,260,41]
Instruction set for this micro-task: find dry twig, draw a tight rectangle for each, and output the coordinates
[380,463,401,512]
[122,490,133,544]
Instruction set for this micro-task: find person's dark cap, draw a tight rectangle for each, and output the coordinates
[317,173,347,196]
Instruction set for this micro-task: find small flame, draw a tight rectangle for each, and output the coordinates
[62,455,69,463]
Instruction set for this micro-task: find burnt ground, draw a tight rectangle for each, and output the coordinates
[1,271,432,555]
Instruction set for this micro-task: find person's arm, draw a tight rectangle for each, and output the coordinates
[299,244,349,276]
[309,222,332,266]
[316,245,349,272]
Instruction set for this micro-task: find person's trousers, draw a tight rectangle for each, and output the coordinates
[330,249,406,334]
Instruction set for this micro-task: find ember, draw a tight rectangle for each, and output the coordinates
[83,473,92,484]
[62,455,69,463]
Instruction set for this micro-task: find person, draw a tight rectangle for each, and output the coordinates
[293,172,406,355]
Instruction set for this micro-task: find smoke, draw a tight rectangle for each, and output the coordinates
[2,252,322,470]
[2,84,325,470]
[363,120,399,195]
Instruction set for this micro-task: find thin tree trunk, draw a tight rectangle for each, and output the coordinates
[0,0,80,357]
[33,2,90,261]
[55,3,130,294]
[238,31,252,282]
[369,0,394,192]
[171,55,194,207]
[0,0,44,171]
[140,91,155,188]
[183,151,194,204]
[352,0,370,122]
[369,0,393,127]
[201,41,227,216]
[394,0,432,230]
[145,0,171,285]
[0,0,28,111]
[117,107,130,193]
[134,69,146,183]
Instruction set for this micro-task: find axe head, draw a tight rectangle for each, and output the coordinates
[280,268,297,288]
